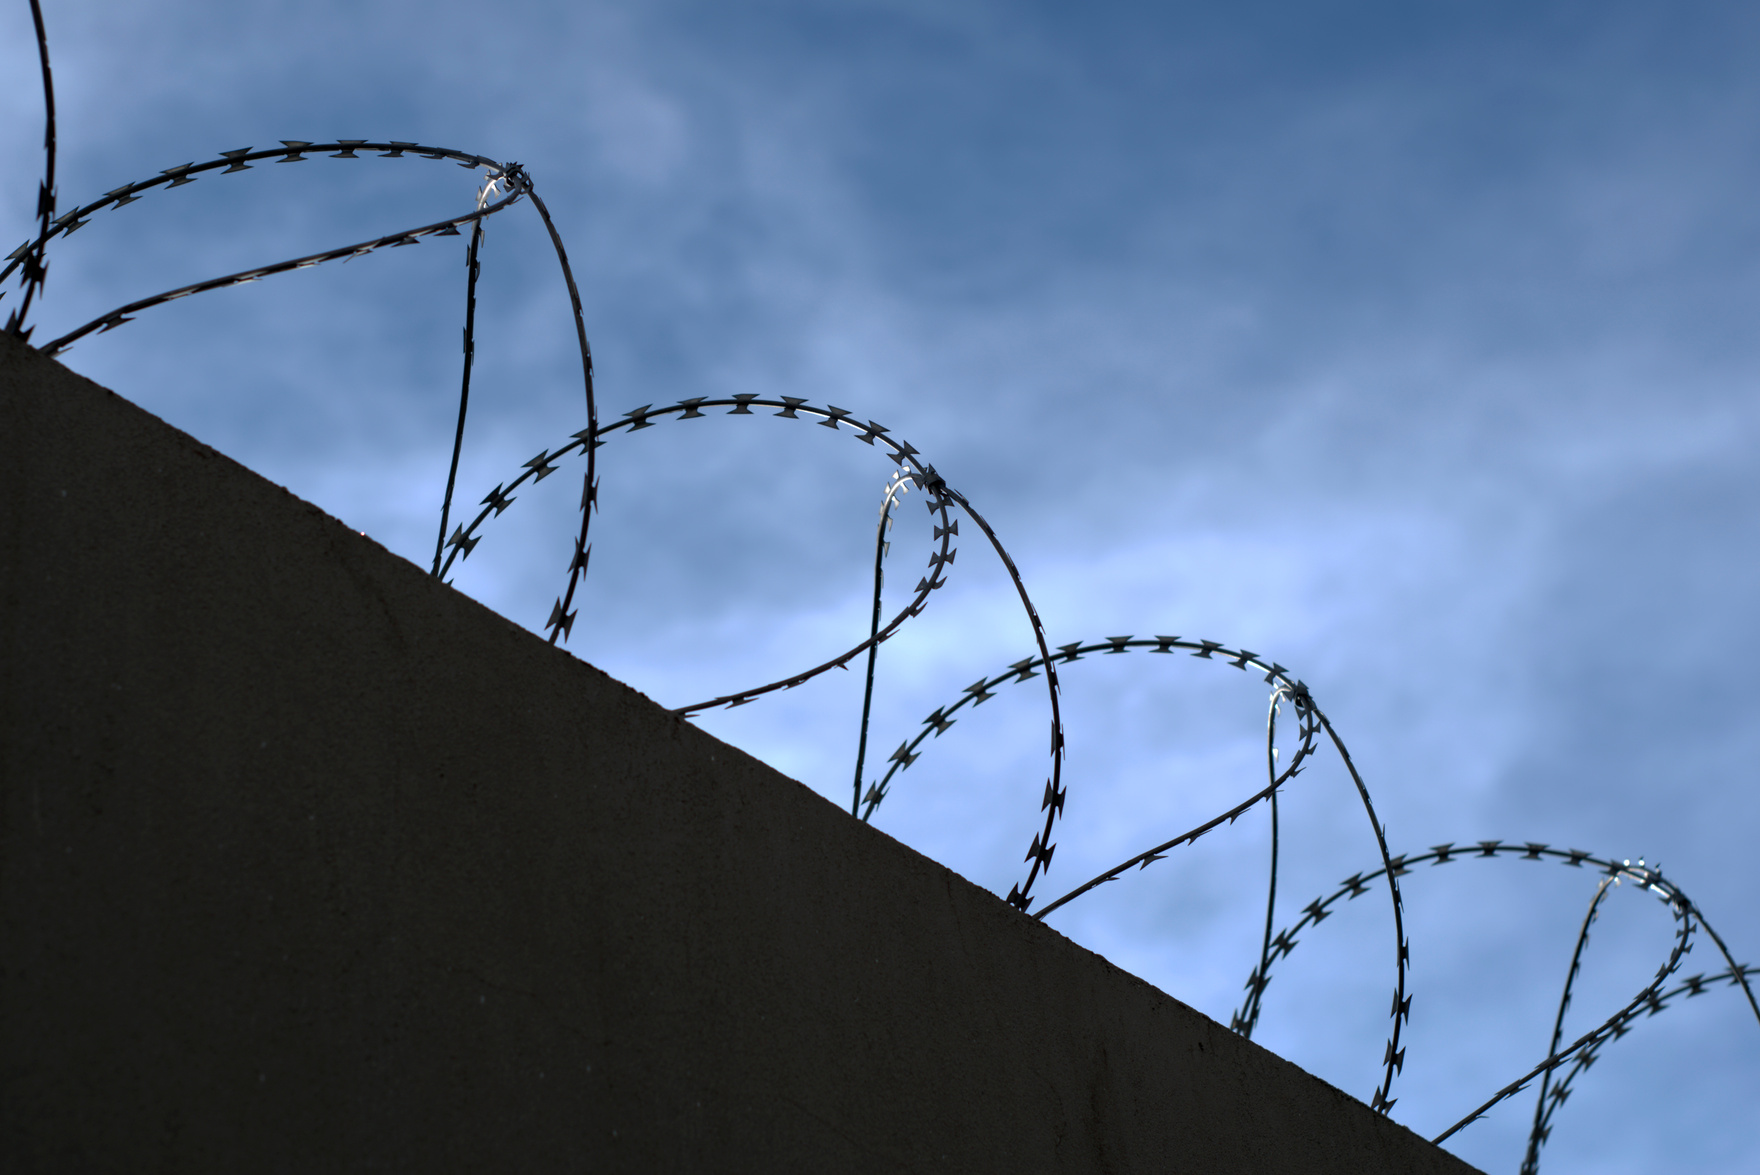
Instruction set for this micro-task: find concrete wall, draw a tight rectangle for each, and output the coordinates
[0,332,1480,1173]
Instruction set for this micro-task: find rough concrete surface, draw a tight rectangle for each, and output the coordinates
[0,331,1482,1172]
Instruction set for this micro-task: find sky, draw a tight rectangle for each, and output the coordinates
[5,1,1758,1169]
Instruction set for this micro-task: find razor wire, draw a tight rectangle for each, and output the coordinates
[1,133,602,663]
[1,0,54,340]
[5,4,1754,1169]
[853,635,1413,1108]
[858,635,1757,1152]
[850,471,914,816]
[429,394,1065,912]
[1232,839,1756,1155]
[3,140,517,335]
[1522,875,1619,1175]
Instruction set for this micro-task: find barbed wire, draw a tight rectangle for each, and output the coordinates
[433,216,486,577]
[857,636,1413,1106]
[4,143,526,358]
[432,396,958,702]
[430,395,1070,911]
[1,0,54,340]
[850,471,914,816]
[1522,963,1758,1168]
[857,635,1756,1143]
[1234,839,1756,1152]
[6,3,1753,1169]
[0,127,603,660]
[1521,875,1617,1175]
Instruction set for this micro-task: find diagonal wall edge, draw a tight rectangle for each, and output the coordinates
[0,332,1481,1174]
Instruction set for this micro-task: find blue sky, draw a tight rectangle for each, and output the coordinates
[5,1,1758,1169]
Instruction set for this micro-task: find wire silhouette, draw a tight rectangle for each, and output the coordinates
[5,4,1754,1168]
